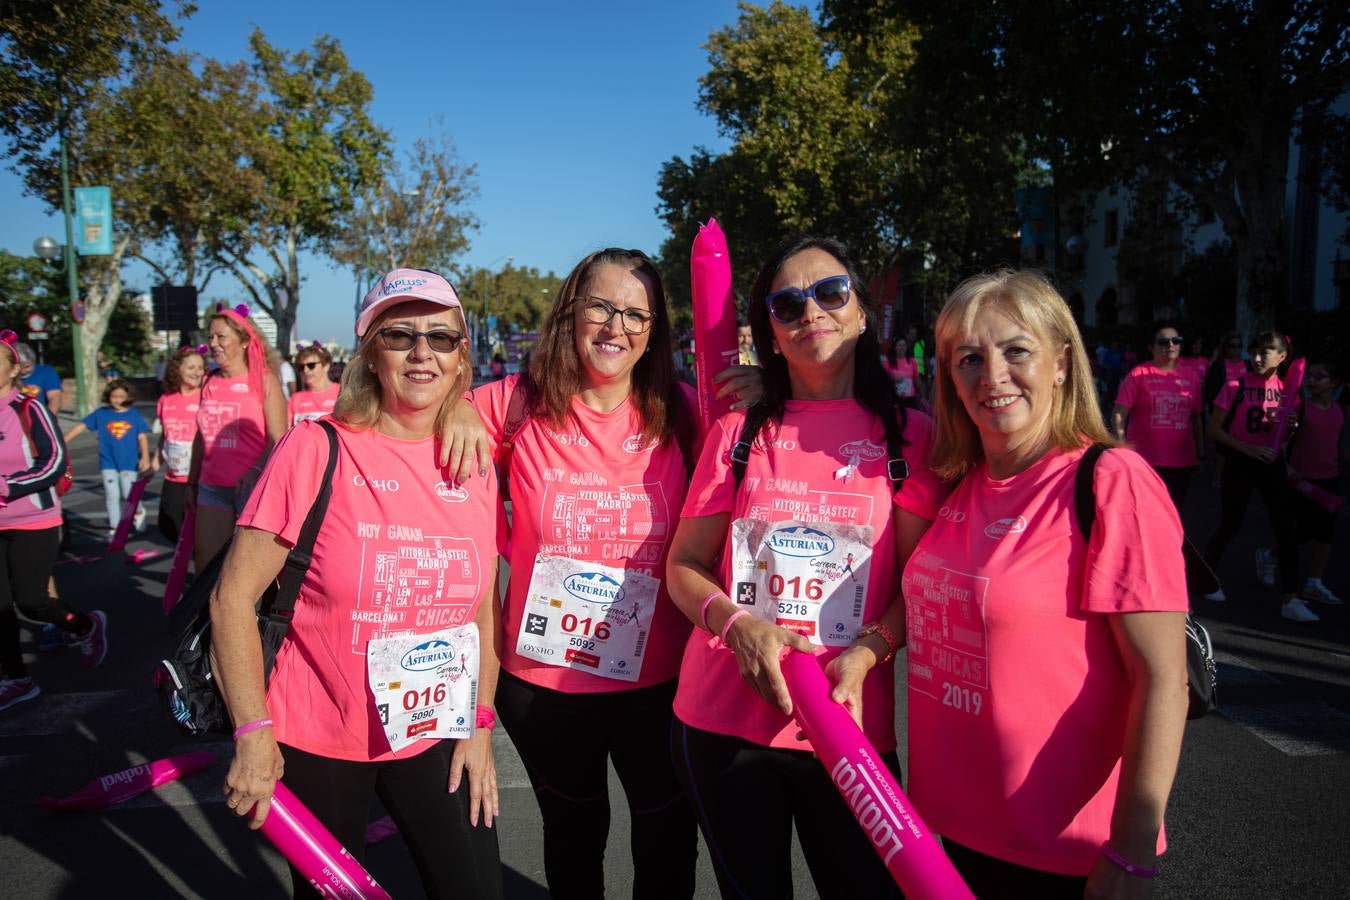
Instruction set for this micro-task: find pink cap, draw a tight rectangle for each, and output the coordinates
[356,269,465,339]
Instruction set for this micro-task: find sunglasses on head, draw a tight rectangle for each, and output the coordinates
[377,327,463,354]
[1155,336,1184,347]
[765,275,852,325]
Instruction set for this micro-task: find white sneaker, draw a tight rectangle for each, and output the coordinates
[1281,597,1321,623]
[1202,589,1227,603]
[132,505,146,533]
[1302,582,1344,606]
[1255,548,1277,588]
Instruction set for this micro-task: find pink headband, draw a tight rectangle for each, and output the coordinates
[0,328,17,365]
[214,303,267,398]
[179,343,208,356]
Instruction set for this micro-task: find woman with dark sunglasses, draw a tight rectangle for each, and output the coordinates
[287,342,339,426]
[213,269,506,898]
[1111,324,1204,509]
[666,236,942,899]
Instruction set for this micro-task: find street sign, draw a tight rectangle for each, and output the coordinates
[28,332,48,341]
[26,311,48,334]
[71,300,87,324]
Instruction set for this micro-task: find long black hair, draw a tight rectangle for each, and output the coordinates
[747,235,907,445]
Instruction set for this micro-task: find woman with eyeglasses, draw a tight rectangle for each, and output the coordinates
[666,237,942,900]
[212,269,506,899]
[1111,324,1204,509]
[452,247,763,900]
[287,342,340,426]
[188,305,288,571]
[155,346,207,542]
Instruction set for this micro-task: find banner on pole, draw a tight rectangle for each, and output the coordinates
[75,186,113,255]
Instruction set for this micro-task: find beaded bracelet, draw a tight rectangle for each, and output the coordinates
[699,591,725,632]
[857,621,899,664]
[1100,843,1157,878]
[720,610,750,645]
[233,718,274,741]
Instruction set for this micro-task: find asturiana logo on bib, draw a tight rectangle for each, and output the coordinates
[400,638,456,672]
[983,516,1027,539]
[837,439,885,461]
[434,481,469,503]
[563,571,625,604]
[767,525,835,558]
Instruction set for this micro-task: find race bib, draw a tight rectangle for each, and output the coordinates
[366,624,478,754]
[729,519,873,646]
[515,555,658,682]
[163,439,192,479]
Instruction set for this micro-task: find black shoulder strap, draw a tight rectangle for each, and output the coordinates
[259,419,340,666]
[879,400,910,485]
[495,375,530,500]
[1074,442,1218,596]
[731,402,909,491]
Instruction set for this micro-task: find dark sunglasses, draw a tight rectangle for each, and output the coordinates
[1155,336,1185,347]
[765,275,852,325]
[377,327,463,354]
[300,361,324,370]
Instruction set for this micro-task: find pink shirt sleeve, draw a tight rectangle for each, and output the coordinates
[1114,368,1139,409]
[893,408,942,520]
[1213,378,1238,415]
[680,413,742,518]
[1082,449,1189,614]
[237,421,329,548]
[469,376,514,456]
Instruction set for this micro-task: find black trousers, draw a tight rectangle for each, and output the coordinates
[943,839,1087,899]
[495,671,697,900]
[671,719,902,900]
[278,740,502,900]
[1152,465,1195,514]
[157,479,190,544]
[0,526,89,678]
[1206,452,1299,593]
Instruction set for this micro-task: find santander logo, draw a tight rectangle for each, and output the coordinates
[983,516,1027,539]
[435,481,469,503]
[838,439,885,461]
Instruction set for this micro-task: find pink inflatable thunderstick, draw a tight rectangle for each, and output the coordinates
[1265,357,1305,450]
[690,218,741,431]
[38,750,215,811]
[107,473,152,552]
[782,652,974,899]
[261,782,392,899]
[163,500,196,614]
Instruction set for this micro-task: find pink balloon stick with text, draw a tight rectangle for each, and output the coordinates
[1266,357,1305,449]
[690,218,741,431]
[107,474,151,552]
[1290,472,1344,512]
[261,782,392,900]
[163,501,196,613]
[37,750,215,811]
[782,652,974,899]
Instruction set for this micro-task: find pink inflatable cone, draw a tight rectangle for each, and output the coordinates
[37,750,215,812]
[108,474,152,553]
[163,500,196,614]
[690,218,741,431]
[260,782,392,899]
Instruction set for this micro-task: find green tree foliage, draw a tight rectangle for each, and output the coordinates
[214,29,388,352]
[333,125,479,276]
[0,250,70,368]
[459,262,561,336]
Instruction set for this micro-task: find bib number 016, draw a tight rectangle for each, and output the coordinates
[769,574,823,617]
[561,614,611,641]
[403,683,447,712]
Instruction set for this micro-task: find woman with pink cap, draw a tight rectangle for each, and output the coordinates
[188,305,288,570]
[213,269,507,898]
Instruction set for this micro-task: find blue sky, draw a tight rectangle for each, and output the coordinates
[0,0,740,342]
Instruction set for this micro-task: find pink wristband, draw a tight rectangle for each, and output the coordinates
[233,718,273,741]
[1100,843,1157,878]
[699,591,725,632]
[476,705,496,731]
[719,609,750,645]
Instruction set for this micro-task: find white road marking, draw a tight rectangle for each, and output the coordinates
[1215,652,1350,756]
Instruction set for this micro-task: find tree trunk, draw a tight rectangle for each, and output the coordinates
[76,235,130,413]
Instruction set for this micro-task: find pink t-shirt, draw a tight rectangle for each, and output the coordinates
[288,383,339,426]
[197,373,269,487]
[1215,371,1284,449]
[472,375,698,693]
[1114,363,1202,467]
[1179,356,1207,380]
[0,390,64,530]
[903,446,1187,875]
[237,418,506,762]
[674,399,941,751]
[156,391,200,483]
[1289,401,1344,480]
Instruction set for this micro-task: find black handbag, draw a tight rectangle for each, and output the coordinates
[155,420,339,736]
[1075,443,1219,719]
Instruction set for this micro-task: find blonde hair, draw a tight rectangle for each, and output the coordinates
[208,312,281,379]
[929,268,1113,480]
[333,305,474,433]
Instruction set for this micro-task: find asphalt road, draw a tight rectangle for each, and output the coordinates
[2,404,1347,898]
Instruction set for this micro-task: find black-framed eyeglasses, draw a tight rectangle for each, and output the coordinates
[377,327,463,354]
[1155,336,1185,347]
[575,298,655,334]
[765,275,852,325]
[300,361,324,370]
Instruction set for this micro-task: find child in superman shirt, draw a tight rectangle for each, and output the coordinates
[63,378,155,534]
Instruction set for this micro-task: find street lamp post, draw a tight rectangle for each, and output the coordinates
[477,255,512,362]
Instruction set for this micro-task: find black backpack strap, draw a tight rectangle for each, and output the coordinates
[1073,443,1109,542]
[730,404,770,492]
[879,401,909,486]
[496,376,530,500]
[259,419,341,670]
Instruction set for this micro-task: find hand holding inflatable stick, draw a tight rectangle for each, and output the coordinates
[782,651,974,899]
[260,782,393,900]
[1265,357,1305,450]
[38,751,215,811]
[690,219,741,431]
